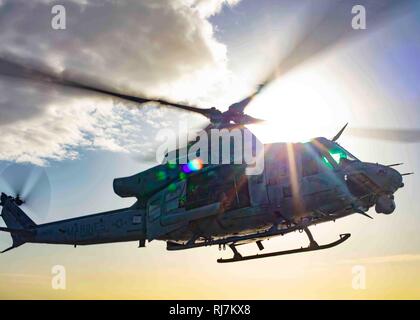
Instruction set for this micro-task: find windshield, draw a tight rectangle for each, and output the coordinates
[311,138,359,169]
[328,143,358,164]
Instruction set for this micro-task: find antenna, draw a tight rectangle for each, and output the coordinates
[332,123,349,142]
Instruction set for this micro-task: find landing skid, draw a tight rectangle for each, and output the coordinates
[217,233,351,263]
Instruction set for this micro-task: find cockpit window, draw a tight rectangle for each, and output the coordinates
[322,156,334,169]
[328,145,358,164]
[311,138,359,169]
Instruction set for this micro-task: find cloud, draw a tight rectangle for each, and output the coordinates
[189,0,240,17]
[0,0,239,165]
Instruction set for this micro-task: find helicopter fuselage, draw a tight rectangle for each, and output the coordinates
[0,135,404,253]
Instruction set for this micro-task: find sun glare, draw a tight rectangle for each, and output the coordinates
[246,65,352,144]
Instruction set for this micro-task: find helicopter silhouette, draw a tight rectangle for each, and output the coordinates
[0,0,417,262]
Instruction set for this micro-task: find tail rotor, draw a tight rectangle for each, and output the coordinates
[0,163,51,222]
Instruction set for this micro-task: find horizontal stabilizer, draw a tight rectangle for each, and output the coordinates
[1,243,23,253]
[0,226,33,235]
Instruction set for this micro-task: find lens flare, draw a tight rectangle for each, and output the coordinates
[188,159,203,172]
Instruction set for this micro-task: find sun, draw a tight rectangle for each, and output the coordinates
[245,64,352,144]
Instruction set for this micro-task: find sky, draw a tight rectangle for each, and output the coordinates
[0,0,420,299]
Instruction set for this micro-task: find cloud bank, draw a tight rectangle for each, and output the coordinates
[0,0,239,165]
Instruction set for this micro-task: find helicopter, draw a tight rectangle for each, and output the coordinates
[0,122,413,262]
[0,0,418,262]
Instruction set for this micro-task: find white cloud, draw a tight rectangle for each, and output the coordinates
[188,0,240,17]
[0,0,240,165]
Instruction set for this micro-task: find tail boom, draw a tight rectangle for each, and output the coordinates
[0,193,37,252]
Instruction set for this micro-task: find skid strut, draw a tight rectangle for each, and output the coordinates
[303,227,319,248]
[217,232,351,263]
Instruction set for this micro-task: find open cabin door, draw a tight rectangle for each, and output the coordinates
[146,192,163,240]
[184,165,250,212]
[146,180,190,240]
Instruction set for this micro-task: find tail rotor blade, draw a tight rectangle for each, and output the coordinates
[23,168,51,218]
[0,164,51,222]
[0,164,33,197]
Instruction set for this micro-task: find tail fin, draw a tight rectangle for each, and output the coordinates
[0,193,36,253]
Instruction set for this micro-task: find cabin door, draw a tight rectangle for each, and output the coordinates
[146,194,164,240]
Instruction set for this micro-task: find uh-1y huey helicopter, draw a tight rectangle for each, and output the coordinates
[0,0,418,262]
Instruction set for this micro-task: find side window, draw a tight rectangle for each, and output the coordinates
[302,153,319,177]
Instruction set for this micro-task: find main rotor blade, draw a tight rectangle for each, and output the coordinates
[246,0,414,104]
[237,114,266,125]
[0,56,214,118]
[227,84,264,114]
[348,128,420,143]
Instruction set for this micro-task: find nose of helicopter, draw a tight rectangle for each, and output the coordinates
[362,163,404,194]
[345,162,405,215]
[379,165,404,193]
[346,162,406,194]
